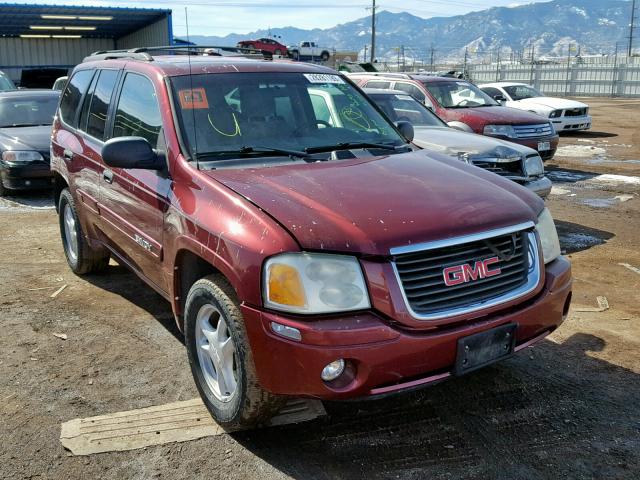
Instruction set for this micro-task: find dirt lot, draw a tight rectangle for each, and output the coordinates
[1,97,639,480]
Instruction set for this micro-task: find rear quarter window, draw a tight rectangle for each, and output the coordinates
[59,69,94,127]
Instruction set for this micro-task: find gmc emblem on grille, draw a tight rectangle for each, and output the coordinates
[442,256,502,286]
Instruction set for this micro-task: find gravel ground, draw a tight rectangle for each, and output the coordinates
[1,98,639,480]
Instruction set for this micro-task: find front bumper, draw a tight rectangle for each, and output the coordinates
[523,176,552,199]
[243,256,572,400]
[552,115,592,132]
[0,162,53,190]
[486,134,559,161]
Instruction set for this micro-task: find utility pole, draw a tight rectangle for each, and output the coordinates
[396,46,401,72]
[401,45,405,71]
[363,44,367,62]
[463,47,468,78]
[370,0,376,63]
[430,44,435,69]
[629,0,637,56]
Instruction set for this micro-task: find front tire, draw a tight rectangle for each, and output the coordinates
[185,275,284,429]
[321,51,330,61]
[58,188,109,275]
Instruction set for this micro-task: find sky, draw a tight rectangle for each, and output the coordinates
[9,0,552,36]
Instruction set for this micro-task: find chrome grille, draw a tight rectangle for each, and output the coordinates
[513,123,553,139]
[392,229,538,319]
[472,158,525,178]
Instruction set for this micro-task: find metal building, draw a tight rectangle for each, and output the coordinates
[0,3,173,87]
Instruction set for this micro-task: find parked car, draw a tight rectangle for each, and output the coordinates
[51,49,571,429]
[0,70,16,91]
[359,88,551,198]
[288,41,331,61]
[236,38,288,56]
[52,76,68,91]
[479,82,592,133]
[0,89,59,196]
[349,73,560,160]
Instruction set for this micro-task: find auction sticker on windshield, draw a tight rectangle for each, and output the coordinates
[304,74,345,84]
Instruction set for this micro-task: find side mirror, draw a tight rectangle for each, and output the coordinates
[493,94,506,103]
[395,121,414,142]
[102,137,163,170]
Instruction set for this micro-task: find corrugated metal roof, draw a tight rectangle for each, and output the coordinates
[0,3,171,39]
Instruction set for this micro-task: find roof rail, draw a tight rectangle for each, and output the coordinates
[83,45,272,63]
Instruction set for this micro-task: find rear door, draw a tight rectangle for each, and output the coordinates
[97,71,171,293]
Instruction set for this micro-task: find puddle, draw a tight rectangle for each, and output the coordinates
[558,231,606,251]
[546,170,592,183]
[581,198,619,208]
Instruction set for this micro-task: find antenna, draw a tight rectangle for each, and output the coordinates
[185,6,199,171]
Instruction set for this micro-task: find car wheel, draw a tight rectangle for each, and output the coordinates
[0,179,7,197]
[321,51,330,61]
[274,49,282,56]
[58,188,110,275]
[292,50,300,60]
[247,44,255,50]
[185,274,284,429]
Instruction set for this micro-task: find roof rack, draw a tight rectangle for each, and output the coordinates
[344,72,412,79]
[83,45,273,63]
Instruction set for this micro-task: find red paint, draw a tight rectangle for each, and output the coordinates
[51,56,571,401]
[237,38,289,56]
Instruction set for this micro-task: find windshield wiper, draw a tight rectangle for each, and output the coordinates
[305,141,404,154]
[2,123,50,128]
[196,145,311,160]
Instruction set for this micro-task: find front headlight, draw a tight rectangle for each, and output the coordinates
[483,124,516,138]
[524,155,544,177]
[549,110,562,118]
[535,208,561,264]
[263,252,371,314]
[1,150,44,164]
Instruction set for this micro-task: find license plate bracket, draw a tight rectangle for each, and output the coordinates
[538,141,551,151]
[454,323,517,376]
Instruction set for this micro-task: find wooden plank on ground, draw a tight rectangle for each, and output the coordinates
[60,397,326,455]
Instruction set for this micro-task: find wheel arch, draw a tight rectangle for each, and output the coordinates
[52,172,69,213]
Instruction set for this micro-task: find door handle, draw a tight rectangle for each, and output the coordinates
[103,169,114,184]
[63,149,74,161]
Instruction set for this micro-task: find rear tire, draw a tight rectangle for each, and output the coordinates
[185,274,284,429]
[274,49,282,56]
[292,50,300,60]
[321,51,330,61]
[58,188,110,275]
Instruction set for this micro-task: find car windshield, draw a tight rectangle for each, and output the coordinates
[368,93,446,127]
[170,72,405,163]
[0,96,58,127]
[421,80,498,108]
[0,74,16,92]
[503,85,543,101]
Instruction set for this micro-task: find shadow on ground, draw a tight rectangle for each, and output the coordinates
[232,333,639,480]
[560,130,618,139]
[555,219,615,254]
[83,263,184,342]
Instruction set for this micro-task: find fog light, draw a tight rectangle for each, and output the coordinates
[270,322,301,341]
[321,359,345,381]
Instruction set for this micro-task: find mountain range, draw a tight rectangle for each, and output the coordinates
[185,0,633,62]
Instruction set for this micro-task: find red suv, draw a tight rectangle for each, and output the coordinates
[51,47,572,429]
[237,37,288,56]
[351,74,560,160]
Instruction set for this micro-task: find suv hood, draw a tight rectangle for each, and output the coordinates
[412,126,536,157]
[0,125,52,154]
[512,96,588,111]
[446,105,548,128]
[206,151,542,256]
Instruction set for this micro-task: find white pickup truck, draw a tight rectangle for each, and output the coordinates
[288,41,331,61]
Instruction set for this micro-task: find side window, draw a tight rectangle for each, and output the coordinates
[113,73,162,147]
[86,70,119,140]
[77,74,98,133]
[59,69,94,127]
[365,81,391,89]
[481,87,502,99]
[395,82,426,103]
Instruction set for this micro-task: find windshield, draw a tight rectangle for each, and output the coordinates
[369,93,446,127]
[503,85,543,101]
[421,80,497,108]
[0,96,58,127]
[170,72,405,161]
[0,74,16,92]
